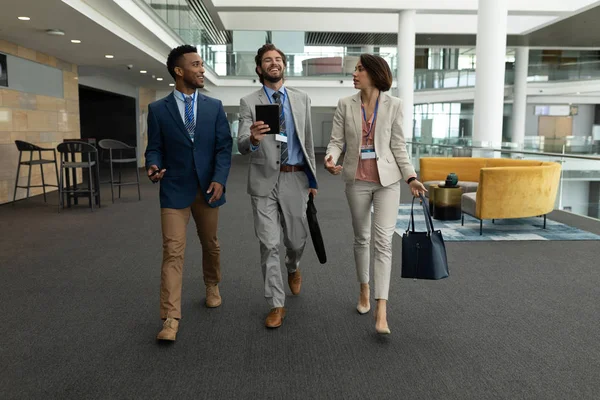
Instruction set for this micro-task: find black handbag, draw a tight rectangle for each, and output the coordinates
[401,194,449,280]
[307,193,327,264]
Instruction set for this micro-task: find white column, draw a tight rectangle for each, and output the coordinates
[397,10,416,140]
[473,0,508,148]
[511,46,529,148]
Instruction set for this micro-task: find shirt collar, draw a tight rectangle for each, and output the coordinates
[173,88,197,101]
[263,85,286,101]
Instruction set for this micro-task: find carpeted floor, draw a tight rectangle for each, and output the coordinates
[1,155,599,399]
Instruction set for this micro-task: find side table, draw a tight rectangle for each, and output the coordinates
[431,184,462,220]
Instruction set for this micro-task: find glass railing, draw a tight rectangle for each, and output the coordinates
[199,51,396,78]
[141,0,205,46]
[410,136,599,155]
[407,141,600,220]
[200,49,600,89]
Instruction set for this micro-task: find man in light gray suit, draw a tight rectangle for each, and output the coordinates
[238,44,318,329]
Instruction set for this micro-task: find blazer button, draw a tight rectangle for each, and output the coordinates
[376,156,380,161]
[276,161,280,164]
[277,145,280,148]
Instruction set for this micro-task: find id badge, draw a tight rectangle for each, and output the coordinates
[360,146,376,160]
[275,134,288,143]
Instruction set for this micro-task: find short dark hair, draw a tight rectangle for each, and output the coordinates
[167,45,198,80]
[255,44,287,84]
[359,54,393,92]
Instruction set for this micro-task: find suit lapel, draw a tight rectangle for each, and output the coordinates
[257,89,269,105]
[194,93,208,140]
[286,89,304,144]
[374,93,390,153]
[165,92,192,144]
[351,92,362,143]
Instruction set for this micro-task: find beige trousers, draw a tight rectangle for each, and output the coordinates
[160,189,221,319]
[345,180,400,300]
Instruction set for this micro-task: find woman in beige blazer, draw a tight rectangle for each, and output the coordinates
[324,54,426,334]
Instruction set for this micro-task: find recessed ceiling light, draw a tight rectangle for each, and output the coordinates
[576,92,581,95]
[18,16,30,21]
[140,70,147,74]
[156,78,163,81]
[169,83,175,87]
[46,29,65,36]
[71,40,81,44]
[105,55,114,59]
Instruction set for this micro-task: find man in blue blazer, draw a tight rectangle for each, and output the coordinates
[145,45,232,341]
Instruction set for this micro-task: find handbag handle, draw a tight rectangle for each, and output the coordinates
[406,194,436,234]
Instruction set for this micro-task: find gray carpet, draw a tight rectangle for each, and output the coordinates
[1,155,599,400]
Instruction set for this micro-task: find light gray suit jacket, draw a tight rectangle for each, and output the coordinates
[325,91,416,186]
[238,86,318,197]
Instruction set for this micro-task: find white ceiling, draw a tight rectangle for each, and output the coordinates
[0,0,176,91]
[207,0,600,35]
[218,12,558,35]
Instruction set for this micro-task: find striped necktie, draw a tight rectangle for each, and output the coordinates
[272,91,288,165]
[184,95,195,140]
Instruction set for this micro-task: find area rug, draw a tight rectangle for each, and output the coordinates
[394,204,600,241]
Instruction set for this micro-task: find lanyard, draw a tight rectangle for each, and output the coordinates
[264,86,286,105]
[361,96,379,139]
[264,86,286,135]
[180,91,196,114]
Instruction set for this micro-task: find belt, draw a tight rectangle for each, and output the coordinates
[280,165,305,173]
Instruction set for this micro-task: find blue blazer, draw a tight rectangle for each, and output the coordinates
[145,92,233,209]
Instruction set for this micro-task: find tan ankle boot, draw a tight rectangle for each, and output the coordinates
[206,284,222,308]
[157,318,179,341]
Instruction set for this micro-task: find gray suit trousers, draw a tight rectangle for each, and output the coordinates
[251,171,309,308]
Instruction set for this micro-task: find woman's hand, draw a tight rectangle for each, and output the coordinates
[324,155,343,175]
[409,179,427,197]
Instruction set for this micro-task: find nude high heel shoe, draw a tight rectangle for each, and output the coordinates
[375,300,391,334]
[357,283,370,314]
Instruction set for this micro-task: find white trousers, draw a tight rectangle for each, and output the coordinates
[345,180,400,300]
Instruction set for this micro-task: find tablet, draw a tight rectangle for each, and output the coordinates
[255,104,280,134]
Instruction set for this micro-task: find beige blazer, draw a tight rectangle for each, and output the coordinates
[325,91,416,186]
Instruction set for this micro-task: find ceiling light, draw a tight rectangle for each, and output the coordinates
[71,40,81,44]
[46,29,65,36]
[156,77,163,81]
[576,92,581,95]
[18,16,30,21]
[169,83,174,87]
[140,70,147,74]
[105,55,114,59]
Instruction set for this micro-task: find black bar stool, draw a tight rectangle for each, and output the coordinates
[13,140,59,204]
[57,141,101,212]
[98,139,141,203]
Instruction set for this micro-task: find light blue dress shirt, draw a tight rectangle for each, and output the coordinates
[174,89,198,139]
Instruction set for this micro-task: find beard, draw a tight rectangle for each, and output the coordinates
[262,69,284,83]
[184,75,204,89]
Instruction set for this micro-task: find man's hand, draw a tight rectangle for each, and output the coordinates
[207,182,224,203]
[324,155,343,175]
[147,165,166,183]
[250,121,270,146]
[409,179,427,197]
[309,188,318,198]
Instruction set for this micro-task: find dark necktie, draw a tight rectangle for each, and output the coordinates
[271,91,288,165]
[184,95,195,140]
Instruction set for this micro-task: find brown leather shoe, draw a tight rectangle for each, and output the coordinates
[288,269,302,295]
[265,307,286,328]
[206,284,222,308]
[156,318,179,341]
